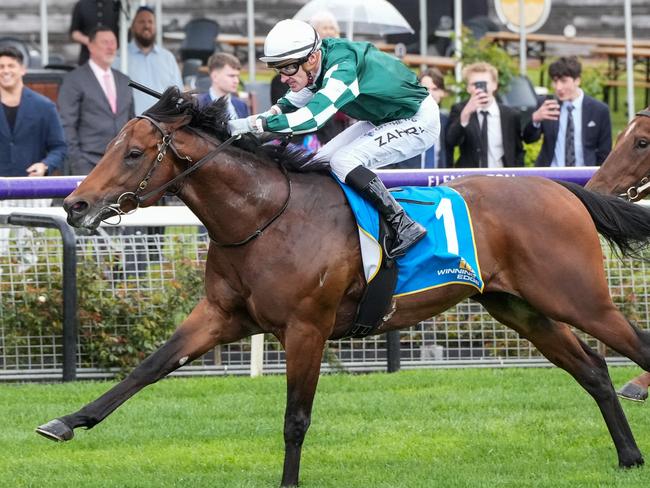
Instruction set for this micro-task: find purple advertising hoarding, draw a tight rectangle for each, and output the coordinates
[0,167,597,200]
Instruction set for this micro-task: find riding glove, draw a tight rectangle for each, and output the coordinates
[227,116,257,136]
[227,107,281,136]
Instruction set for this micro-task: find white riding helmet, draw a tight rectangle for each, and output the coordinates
[260,19,322,66]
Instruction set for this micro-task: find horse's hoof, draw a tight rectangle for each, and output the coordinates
[617,382,648,403]
[35,419,74,442]
[619,456,644,469]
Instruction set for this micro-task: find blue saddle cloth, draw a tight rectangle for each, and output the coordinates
[336,179,484,296]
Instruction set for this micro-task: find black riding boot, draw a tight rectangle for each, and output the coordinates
[345,166,426,258]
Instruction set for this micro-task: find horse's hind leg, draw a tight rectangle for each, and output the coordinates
[545,294,650,404]
[538,288,650,375]
[475,292,644,468]
[509,222,650,380]
[36,298,250,442]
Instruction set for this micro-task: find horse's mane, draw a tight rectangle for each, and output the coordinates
[143,87,328,172]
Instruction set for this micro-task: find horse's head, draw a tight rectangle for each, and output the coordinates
[63,114,190,229]
[587,108,650,201]
[63,87,228,230]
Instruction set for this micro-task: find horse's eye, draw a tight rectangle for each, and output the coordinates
[636,139,649,149]
[127,149,143,159]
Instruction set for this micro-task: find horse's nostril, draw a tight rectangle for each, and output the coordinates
[69,200,89,214]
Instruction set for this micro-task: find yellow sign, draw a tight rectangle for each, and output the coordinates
[494,0,552,33]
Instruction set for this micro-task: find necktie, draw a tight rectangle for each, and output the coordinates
[480,110,489,167]
[565,104,575,166]
[103,72,117,114]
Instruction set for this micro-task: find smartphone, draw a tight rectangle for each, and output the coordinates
[474,80,487,92]
[545,94,562,111]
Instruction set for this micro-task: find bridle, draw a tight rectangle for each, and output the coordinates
[621,109,650,201]
[103,115,238,220]
[625,176,650,202]
[101,114,292,248]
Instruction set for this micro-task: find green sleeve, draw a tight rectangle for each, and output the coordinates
[276,97,297,113]
[264,60,359,134]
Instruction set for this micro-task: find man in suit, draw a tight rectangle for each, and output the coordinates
[0,46,66,177]
[58,25,134,175]
[447,62,530,168]
[196,52,249,118]
[523,56,612,166]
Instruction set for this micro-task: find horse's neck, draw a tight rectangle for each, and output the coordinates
[179,152,288,243]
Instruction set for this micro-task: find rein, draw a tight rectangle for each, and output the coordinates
[622,109,650,201]
[211,162,292,247]
[102,110,292,248]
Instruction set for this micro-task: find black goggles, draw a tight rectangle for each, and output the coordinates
[270,57,308,76]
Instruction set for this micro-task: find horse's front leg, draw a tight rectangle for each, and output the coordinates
[36,297,249,441]
[279,322,327,487]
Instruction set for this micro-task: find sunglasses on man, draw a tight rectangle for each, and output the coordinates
[270,57,308,76]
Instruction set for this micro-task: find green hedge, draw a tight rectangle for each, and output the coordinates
[0,244,204,376]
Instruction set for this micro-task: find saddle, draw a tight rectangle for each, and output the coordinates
[338,184,484,339]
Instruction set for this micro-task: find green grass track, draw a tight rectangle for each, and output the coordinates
[1,367,648,487]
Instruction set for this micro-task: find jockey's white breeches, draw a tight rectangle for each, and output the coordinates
[318,95,440,181]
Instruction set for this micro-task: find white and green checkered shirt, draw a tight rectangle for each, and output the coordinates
[263,38,428,134]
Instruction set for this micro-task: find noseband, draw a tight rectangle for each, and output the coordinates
[622,109,650,201]
[103,114,292,248]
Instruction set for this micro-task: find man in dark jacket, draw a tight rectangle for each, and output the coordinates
[0,46,66,177]
[196,53,249,118]
[447,62,531,167]
[523,56,612,166]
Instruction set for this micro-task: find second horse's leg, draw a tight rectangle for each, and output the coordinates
[36,298,250,441]
[618,371,650,402]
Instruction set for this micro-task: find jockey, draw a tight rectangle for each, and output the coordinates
[227,19,440,258]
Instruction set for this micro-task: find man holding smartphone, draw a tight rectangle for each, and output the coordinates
[523,56,611,166]
[446,62,532,167]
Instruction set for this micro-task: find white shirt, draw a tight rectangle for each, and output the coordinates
[113,41,184,116]
[88,59,116,107]
[552,89,585,166]
[479,100,504,168]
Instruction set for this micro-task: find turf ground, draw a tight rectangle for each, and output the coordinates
[1,366,648,487]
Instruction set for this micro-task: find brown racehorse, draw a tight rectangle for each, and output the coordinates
[588,107,650,402]
[36,89,650,486]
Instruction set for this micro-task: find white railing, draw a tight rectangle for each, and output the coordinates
[1,201,648,380]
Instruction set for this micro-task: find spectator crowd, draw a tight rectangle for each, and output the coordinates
[0,1,615,182]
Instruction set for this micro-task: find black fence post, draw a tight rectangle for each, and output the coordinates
[386,330,401,373]
[3,213,78,381]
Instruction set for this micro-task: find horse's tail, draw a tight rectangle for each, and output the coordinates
[557,181,650,260]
